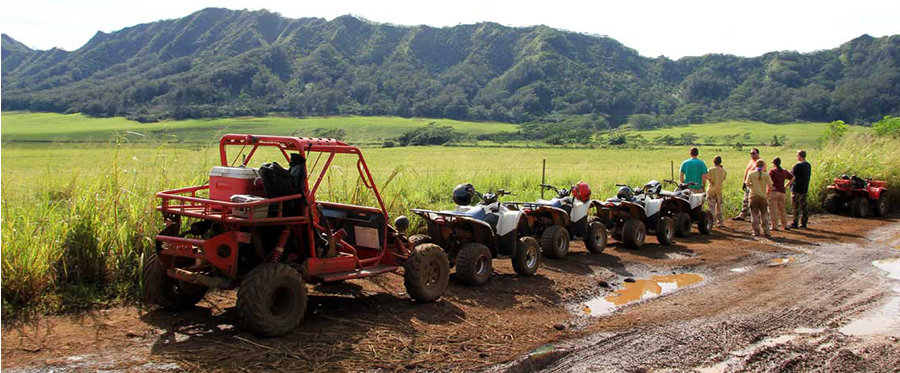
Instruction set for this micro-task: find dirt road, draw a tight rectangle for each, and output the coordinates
[3,214,899,372]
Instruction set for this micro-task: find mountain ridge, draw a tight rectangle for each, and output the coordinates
[2,8,898,125]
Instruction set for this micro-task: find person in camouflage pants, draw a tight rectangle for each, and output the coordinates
[788,150,811,228]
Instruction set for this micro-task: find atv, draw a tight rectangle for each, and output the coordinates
[411,184,541,286]
[505,182,607,258]
[824,175,890,217]
[659,180,714,236]
[148,134,450,337]
[593,181,676,250]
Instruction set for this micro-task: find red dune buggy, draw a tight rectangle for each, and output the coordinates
[145,134,449,337]
[823,175,890,217]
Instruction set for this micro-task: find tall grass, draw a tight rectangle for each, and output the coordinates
[3,135,893,318]
[810,134,900,208]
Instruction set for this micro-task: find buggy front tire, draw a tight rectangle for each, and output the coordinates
[698,210,714,235]
[585,219,608,254]
[237,263,308,337]
[622,219,646,250]
[656,216,675,245]
[408,234,432,248]
[512,237,541,276]
[540,225,570,259]
[455,243,493,285]
[142,253,207,310]
[404,243,449,302]
[674,212,692,237]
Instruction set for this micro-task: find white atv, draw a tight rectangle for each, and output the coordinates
[660,180,713,236]
[593,181,676,249]
[411,184,541,286]
[506,183,607,258]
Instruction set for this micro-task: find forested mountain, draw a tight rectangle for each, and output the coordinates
[2,8,899,125]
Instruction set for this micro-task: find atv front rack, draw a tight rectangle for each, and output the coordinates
[157,185,308,225]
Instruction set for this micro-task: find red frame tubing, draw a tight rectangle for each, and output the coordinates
[159,134,402,282]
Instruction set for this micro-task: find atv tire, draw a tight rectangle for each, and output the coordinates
[408,234,432,248]
[674,212,692,237]
[656,216,675,245]
[823,192,841,214]
[237,263,308,337]
[850,197,869,217]
[585,219,608,254]
[455,242,493,285]
[622,219,646,250]
[142,253,207,310]
[540,225,570,259]
[404,243,449,302]
[512,237,541,276]
[698,210,714,235]
[875,195,889,217]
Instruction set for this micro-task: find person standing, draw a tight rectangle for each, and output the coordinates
[680,147,708,192]
[707,155,728,228]
[788,150,812,229]
[732,148,762,221]
[768,157,794,231]
[746,159,773,237]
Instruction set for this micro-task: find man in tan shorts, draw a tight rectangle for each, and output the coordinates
[707,155,727,228]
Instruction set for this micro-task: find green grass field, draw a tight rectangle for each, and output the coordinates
[0,112,517,144]
[623,120,866,146]
[1,112,896,319]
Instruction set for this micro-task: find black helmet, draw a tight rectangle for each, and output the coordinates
[453,183,476,206]
[645,180,661,195]
[617,186,634,200]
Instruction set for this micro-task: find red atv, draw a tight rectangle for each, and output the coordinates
[145,134,450,337]
[824,175,890,217]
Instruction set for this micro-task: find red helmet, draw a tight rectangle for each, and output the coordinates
[572,182,592,202]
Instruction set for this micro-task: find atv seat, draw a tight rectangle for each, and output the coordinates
[456,206,487,220]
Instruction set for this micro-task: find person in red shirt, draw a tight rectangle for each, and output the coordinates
[768,157,794,231]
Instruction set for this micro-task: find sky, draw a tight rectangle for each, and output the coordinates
[2,0,899,59]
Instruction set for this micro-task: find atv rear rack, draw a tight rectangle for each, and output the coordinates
[157,184,308,225]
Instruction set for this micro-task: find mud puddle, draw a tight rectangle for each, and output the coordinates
[579,273,704,316]
[839,258,900,337]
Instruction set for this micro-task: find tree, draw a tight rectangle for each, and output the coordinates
[873,116,900,138]
[821,120,848,143]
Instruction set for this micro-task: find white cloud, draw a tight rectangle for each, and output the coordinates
[1,0,898,58]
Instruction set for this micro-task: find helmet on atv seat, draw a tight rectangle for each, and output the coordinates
[617,186,634,200]
[453,183,476,205]
[572,182,592,203]
[644,180,661,195]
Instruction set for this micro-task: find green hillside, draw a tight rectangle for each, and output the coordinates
[2,8,899,125]
[0,112,516,143]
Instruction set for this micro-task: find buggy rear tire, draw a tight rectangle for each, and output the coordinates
[237,263,307,337]
[656,216,675,245]
[540,225,570,259]
[142,253,207,310]
[455,243,493,286]
[851,197,869,217]
[585,219,608,254]
[622,219,646,250]
[698,210,714,235]
[674,212,692,237]
[875,196,889,217]
[823,192,841,214]
[512,237,541,276]
[404,243,449,302]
